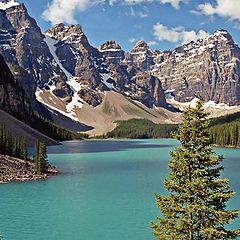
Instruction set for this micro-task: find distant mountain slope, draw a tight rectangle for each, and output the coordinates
[37,90,181,136]
[0,109,58,146]
[0,52,87,141]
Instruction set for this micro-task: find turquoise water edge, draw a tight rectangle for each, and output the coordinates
[0,139,239,240]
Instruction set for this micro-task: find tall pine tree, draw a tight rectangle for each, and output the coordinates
[152,100,240,240]
[39,142,48,173]
[34,141,48,174]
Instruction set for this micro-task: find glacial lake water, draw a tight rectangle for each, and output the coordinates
[0,139,239,240]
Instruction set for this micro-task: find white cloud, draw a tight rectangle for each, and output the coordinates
[147,40,158,46]
[123,0,188,9]
[153,23,209,44]
[42,0,104,25]
[43,0,188,25]
[197,0,240,21]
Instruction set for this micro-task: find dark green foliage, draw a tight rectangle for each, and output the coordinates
[107,112,240,147]
[30,112,88,141]
[209,120,240,147]
[0,124,27,159]
[34,141,48,174]
[106,119,178,139]
[209,111,240,127]
[151,101,240,240]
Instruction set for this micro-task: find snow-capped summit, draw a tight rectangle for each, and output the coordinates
[0,0,19,10]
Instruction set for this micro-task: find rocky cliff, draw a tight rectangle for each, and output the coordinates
[0,53,30,119]
[0,3,69,110]
[151,30,240,105]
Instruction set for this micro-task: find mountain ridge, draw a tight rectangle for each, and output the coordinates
[0,1,240,135]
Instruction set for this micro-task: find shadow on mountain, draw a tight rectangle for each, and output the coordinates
[48,108,93,132]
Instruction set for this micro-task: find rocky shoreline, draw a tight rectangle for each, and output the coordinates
[0,154,58,184]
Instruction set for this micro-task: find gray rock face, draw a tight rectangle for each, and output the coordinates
[0,54,30,118]
[44,24,167,108]
[128,40,155,71]
[151,30,240,105]
[0,4,67,109]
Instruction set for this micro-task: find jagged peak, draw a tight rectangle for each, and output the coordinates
[204,29,235,44]
[50,23,82,32]
[0,0,19,10]
[134,40,148,49]
[131,40,150,51]
[130,40,152,55]
[45,23,83,41]
[99,40,122,52]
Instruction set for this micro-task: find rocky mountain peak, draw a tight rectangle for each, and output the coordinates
[45,23,83,41]
[132,40,149,52]
[99,40,122,52]
[128,40,154,70]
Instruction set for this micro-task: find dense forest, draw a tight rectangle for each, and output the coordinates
[209,120,240,147]
[31,112,88,141]
[107,112,240,147]
[106,119,178,139]
[0,124,28,160]
[208,112,240,147]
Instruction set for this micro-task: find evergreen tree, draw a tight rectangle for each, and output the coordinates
[34,142,48,174]
[39,142,48,173]
[34,141,41,174]
[151,100,240,240]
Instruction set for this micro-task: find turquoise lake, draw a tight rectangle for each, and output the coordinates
[0,139,239,240]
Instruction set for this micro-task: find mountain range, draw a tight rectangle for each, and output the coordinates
[0,0,240,136]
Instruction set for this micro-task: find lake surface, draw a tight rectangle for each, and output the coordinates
[0,139,239,240]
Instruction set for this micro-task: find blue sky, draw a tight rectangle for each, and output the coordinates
[19,0,240,51]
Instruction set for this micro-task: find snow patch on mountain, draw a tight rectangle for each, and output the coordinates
[101,73,116,90]
[66,77,85,112]
[44,35,85,112]
[35,89,80,122]
[167,97,238,111]
[44,35,73,80]
[0,0,19,10]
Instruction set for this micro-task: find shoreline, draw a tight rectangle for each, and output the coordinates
[89,137,240,148]
[0,154,58,184]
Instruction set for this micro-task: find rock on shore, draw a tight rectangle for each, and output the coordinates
[0,154,58,183]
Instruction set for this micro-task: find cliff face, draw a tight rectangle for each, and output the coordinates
[0,54,30,119]
[151,30,240,105]
[0,4,68,111]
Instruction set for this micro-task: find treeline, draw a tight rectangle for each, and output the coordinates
[106,119,178,139]
[209,120,240,147]
[0,124,48,174]
[30,112,88,141]
[107,112,240,147]
[209,111,240,126]
[0,125,28,160]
